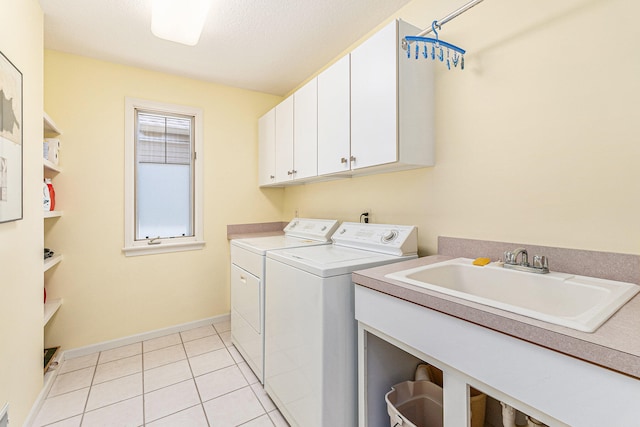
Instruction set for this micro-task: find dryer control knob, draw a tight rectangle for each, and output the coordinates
[382,230,398,243]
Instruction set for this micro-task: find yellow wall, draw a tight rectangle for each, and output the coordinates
[4,0,632,422]
[0,0,44,424]
[43,51,283,350]
[284,0,640,256]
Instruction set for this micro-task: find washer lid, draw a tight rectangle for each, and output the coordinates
[267,245,416,277]
[231,235,330,255]
[230,218,340,255]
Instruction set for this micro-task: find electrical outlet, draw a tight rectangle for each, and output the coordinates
[360,209,371,223]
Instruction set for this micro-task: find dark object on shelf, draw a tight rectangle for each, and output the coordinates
[44,346,60,373]
[44,248,54,259]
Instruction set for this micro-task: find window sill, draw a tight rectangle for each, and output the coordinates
[122,240,205,257]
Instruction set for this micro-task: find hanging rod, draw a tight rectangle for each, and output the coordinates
[416,0,485,37]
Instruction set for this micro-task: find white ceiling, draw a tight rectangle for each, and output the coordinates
[39,0,412,96]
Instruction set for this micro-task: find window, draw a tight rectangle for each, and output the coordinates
[124,98,204,256]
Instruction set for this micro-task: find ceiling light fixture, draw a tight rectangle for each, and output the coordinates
[151,0,211,46]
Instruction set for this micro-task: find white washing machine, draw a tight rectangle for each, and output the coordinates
[230,218,340,384]
[264,222,418,427]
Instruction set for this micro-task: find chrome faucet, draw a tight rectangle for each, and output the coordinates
[503,247,549,274]
[512,248,528,266]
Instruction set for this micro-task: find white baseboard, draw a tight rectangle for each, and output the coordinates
[63,314,230,360]
[25,351,64,427]
[25,314,230,426]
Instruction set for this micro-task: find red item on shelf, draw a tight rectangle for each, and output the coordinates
[45,179,55,211]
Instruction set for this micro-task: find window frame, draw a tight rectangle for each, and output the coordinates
[123,97,204,256]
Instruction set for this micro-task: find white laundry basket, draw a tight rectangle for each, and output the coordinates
[385,380,443,427]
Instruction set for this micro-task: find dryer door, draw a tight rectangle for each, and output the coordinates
[231,264,263,382]
[231,264,261,334]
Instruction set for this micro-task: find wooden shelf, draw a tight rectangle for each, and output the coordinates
[44,254,62,272]
[44,210,63,219]
[44,299,62,326]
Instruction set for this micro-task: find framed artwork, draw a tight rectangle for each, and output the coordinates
[0,50,23,223]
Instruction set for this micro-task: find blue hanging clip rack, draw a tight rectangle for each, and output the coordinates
[405,21,466,70]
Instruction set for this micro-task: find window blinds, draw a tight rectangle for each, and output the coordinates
[136,111,192,165]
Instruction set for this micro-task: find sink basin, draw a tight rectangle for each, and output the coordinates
[385,258,639,332]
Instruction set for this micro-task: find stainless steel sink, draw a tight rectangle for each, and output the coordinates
[385,258,639,332]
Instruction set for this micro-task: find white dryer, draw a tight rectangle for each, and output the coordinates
[264,222,418,427]
[230,218,339,384]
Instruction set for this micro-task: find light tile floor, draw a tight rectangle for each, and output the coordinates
[33,321,289,427]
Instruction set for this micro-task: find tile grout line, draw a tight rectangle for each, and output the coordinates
[78,353,99,426]
[223,323,277,426]
[183,325,213,427]
[141,339,146,426]
[247,384,276,425]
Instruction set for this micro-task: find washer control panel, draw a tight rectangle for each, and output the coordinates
[284,218,340,241]
[331,222,418,256]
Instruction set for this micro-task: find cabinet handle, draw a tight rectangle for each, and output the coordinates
[270,175,275,179]
[341,157,347,164]
[350,156,356,162]
[287,170,293,175]
[239,275,246,283]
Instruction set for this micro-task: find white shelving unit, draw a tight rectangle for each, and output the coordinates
[43,112,63,371]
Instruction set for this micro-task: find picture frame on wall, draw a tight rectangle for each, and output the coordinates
[0,50,23,223]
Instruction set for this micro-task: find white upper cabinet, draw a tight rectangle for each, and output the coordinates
[258,109,276,186]
[293,78,318,180]
[274,95,294,183]
[317,55,351,176]
[350,19,434,173]
[258,19,433,187]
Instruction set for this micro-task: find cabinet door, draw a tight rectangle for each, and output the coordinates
[318,55,351,175]
[274,96,294,182]
[293,78,318,180]
[350,20,398,170]
[258,109,276,186]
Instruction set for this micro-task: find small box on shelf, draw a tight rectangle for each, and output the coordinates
[43,138,61,166]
